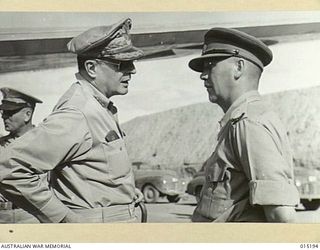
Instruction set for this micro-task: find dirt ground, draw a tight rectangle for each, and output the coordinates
[137,194,320,223]
[136,194,196,223]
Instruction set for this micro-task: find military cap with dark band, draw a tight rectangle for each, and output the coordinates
[67,18,144,61]
[0,88,42,111]
[189,27,273,72]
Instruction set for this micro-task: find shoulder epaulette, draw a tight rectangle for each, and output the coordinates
[231,112,246,125]
[0,135,11,147]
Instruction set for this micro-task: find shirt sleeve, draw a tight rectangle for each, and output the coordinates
[0,107,92,222]
[232,117,300,206]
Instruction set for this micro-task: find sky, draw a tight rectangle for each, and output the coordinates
[0,12,320,34]
[0,12,320,134]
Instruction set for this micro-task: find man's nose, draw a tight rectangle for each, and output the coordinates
[200,72,208,81]
[129,67,136,75]
[124,63,136,75]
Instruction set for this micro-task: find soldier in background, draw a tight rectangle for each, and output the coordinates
[0,18,144,223]
[0,87,42,223]
[188,27,299,222]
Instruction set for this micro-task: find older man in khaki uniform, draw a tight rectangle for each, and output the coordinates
[0,18,144,223]
[189,28,299,222]
[0,88,42,223]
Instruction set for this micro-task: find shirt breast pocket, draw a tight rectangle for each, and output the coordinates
[102,139,131,179]
[206,159,229,190]
[197,159,233,220]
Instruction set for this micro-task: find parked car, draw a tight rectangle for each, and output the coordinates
[295,167,320,210]
[187,165,320,211]
[186,168,205,202]
[134,168,187,203]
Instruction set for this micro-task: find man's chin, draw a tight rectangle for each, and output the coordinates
[119,88,129,95]
[208,95,218,103]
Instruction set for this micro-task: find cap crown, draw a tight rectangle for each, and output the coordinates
[204,27,273,67]
[67,18,143,61]
[0,88,42,110]
[189,27,273,72]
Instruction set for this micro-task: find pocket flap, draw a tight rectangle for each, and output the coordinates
[206,158,227,182]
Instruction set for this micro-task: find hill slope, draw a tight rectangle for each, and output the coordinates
[122,86,320,171]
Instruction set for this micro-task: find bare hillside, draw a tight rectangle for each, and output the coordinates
[122,86,320,171]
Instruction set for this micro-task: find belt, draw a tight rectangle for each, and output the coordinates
[70,203,136,223]
[72,203,135,214]
[0,201,19,210]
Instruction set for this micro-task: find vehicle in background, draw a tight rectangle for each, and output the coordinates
[187,165,320,211]
[186,163,205,202]
[133,162,188,203]
[295,167,320,210]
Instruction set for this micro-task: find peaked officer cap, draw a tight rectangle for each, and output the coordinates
[67,18,144,61]
[189,27,273,72]
[0,88,42,111]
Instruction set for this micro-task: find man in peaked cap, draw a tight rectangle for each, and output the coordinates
[0,88,42,223]
[189,28,299,222]
[0,18,144,223]
[0,88,42,146]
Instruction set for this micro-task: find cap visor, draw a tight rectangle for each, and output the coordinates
[0,103,25,111]
[188,54,232,72]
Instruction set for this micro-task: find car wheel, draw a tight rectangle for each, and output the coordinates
[167,195,180,203]
[301,199,320,210]
[143,184,160,203]
[195,186,202,203]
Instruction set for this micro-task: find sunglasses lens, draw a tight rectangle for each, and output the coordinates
[120,61,134,71]
[2,109,20,117]
[97,59,135,71]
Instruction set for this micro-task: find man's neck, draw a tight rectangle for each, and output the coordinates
[221,87,258,113]
[78,71,108,98]
[13,123,34,137]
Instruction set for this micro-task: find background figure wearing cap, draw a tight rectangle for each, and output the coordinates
[0,88,41,223]
[0,18,144,223]
[189,28,299,222]
[0,88,42,147]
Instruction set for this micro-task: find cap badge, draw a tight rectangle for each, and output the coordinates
[202,44,208,54]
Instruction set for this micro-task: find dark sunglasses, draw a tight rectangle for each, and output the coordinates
[1,108,24,118]
[96,59,135,72]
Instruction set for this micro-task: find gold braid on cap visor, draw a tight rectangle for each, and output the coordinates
[98,19,143,60]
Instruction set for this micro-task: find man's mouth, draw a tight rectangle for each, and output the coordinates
[121,74,131,83]
[204,81,212,89]
[120,80,129,89]
[121,78,130,85]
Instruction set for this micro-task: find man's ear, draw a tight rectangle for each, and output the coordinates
[24,108,33,123]
[234,59,244,80]
[84,60,98,78]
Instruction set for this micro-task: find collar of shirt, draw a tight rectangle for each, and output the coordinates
[219,90,261,128]
[75,73,118,115]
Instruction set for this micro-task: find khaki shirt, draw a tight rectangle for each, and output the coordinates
[0,134,18,202]
[0,74,135,223]
[192,90,300,222]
